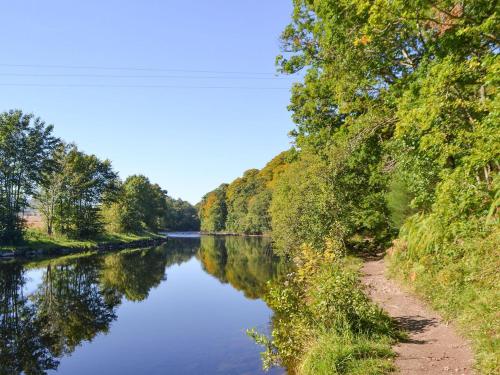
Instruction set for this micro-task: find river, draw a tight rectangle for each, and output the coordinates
[0,234,286,375]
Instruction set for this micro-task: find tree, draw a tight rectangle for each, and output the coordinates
[50,146,119,238]
[198,184,228,232]
[103,175,167,233]
[198,151,292,235]
[35,143,68,235]
[162,197,199,231]
[0,110,58,244]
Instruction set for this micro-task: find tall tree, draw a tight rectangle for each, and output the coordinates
[103,175,168,233]
[35,143,68,235]
[199,184,228,232]
[51,146,119,238]
[0,110,58,244]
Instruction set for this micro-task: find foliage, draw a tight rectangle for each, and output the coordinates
[36,144,68,236]
[39,145,120,238]
[270,152,338,253]
[162,196,199,231]
[389,214,500,373]
[102,175,166,233]
[198,151,292,234]
[249,246,398,374]
[0,110,58,244]
[198,183,228,232]
[0,111,198,243]
[196,1,499,373]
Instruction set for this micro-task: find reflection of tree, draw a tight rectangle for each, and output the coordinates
[161,237,200,267]
[100,239,198,302]
[100,248,168,302]
[197,236,285,299]
[197,237,227,280]
[0,263,58,375]
[31,257,119,357]
[0,240,199,374]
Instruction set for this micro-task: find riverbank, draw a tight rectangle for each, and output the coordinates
[0,229,167,259]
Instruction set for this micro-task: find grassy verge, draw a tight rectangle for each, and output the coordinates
[387,226,499,374]
[0,228,163,253]
[250,248,400,375]
[299,333,395,375]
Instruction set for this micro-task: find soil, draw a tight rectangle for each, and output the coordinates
[362,256,475,375]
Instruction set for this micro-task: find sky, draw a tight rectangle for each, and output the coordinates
[0,0,298,204]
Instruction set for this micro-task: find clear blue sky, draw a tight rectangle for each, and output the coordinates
[0,0,298,204]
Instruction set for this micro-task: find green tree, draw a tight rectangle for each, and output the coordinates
[198,151,292,235]
[162,197,199,231]
[51,146,119,238]
[103,175,167,233]
[35,143,69,235]
[198,184,228,232]
[0,110,58,244]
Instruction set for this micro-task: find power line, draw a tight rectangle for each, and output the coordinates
[0,72,291,80]
[0,63,281,76]
[0,83,290,90]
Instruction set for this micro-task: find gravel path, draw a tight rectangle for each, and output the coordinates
[362,257,475,375]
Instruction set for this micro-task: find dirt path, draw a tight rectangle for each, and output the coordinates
[362,257,475,375]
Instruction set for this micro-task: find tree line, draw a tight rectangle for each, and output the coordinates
[198,151,292,234]
[201,1,499,373]
[0,110,199,245]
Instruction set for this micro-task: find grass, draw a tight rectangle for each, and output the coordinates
[387,225,500,374]
[296,255,399,375]
[0,228,163,253]
[299,333,395,375]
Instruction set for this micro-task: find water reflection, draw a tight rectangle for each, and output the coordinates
[198,236,283,299]
[0,262,59,374]
[0,236,283,375]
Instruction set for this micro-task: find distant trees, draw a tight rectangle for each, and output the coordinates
[103,175,166,233]
[162,196,199,231]
[199,184,228,232]
[102,175,200,234]
[0,110,59,244]
[198,151,291,235]
[0,110,198,245]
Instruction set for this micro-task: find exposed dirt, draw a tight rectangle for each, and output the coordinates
[362,256,475,375]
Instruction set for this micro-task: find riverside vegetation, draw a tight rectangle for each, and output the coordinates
[199,1,499,374]
[0,110,199,251]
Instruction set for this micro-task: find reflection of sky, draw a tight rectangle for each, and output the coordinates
[165,231,201,238]
[22,253,283,375]
[23,268,44,296]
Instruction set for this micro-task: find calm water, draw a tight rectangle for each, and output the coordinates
[0,235,286,375]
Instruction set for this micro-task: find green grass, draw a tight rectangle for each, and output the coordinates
[296,256,399,375]
[0,228,162,252]
[388,226,499,374]
[299,333,395,375]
